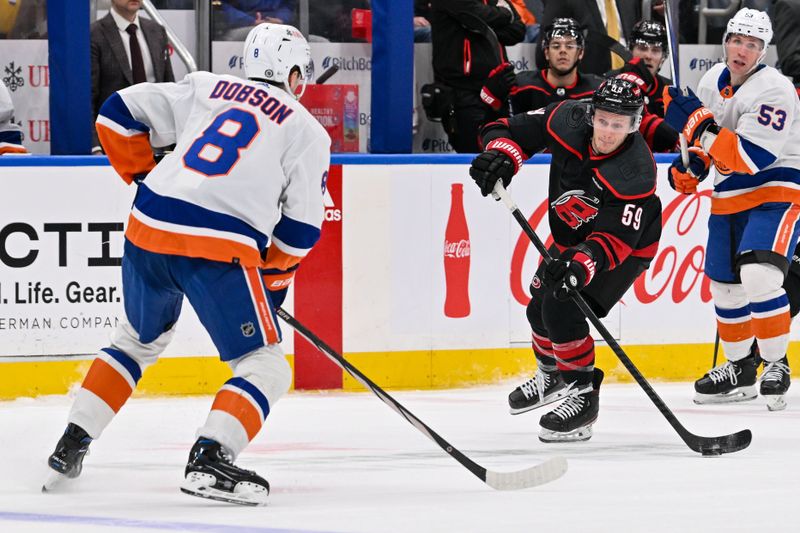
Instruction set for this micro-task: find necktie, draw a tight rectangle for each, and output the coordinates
[126,23,147,84]
[604,0,625,69]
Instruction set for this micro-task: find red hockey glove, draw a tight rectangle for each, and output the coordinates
[619,57,657,96]
[480,63,516,111]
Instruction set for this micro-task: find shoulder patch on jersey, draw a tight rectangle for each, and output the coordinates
[593,136,656,199]
[546,100,590,159]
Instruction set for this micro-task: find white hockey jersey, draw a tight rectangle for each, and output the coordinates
[96,72,331,288]
[0,79,26,155]
[696,63,800,215]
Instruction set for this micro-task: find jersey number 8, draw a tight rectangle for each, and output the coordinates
[183,108,260,177]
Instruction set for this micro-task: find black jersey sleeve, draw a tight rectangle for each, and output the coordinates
[479,104,556,155]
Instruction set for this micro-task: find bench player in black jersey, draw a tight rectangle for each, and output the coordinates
[479,18,603,115]
[470,77,662,442]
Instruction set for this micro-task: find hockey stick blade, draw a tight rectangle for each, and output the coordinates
[493,183,752,456]
[276,307,567,489]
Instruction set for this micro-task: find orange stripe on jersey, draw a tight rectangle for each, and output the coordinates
[708,128,754,176]
[264,245,303,271]
[711,187,800,215]
[211,389,263,441]
[775,205,800,256]
[245,266,280,343]
[261,270,294,290]
[752,313,791,340]
[126,214,262,267]
[717,319,753,343]
[81,358,134,413]
[96,123,156,185]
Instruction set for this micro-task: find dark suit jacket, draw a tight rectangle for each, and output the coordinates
[91,12,174,146]
[538,0,641,75]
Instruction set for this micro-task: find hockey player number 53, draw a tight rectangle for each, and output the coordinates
[757,105,787,131]
[621,204,642,230]
[183,108,260,177]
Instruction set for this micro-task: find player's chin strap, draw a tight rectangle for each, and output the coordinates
[491,181,752,456]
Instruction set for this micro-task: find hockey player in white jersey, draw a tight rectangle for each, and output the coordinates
[43,23,330,505]
[663,8,800,411]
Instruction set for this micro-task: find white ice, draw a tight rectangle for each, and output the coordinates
[2,380,799,533]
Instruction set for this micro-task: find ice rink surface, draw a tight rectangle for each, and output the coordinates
[2,380,799,533]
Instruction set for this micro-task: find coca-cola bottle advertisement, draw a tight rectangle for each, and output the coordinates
[444,183,471,318]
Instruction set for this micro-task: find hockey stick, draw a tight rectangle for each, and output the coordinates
[663,0,690,167]
[584,30,633,63]
[712,330,720,368]
[276,307,568,489]
[315,65,339,85]
[492,183,752,456]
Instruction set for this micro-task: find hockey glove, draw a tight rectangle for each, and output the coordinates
[668,146,711,194]
[619,57,657,96]
[469,138,526,197]
[663,86,715,144]
[542,247,596,301]
[480,63,516,111]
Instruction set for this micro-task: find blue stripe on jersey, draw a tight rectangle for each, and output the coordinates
[101,347,142,383]
[134,184,268,250]
[750,294,790,314]
[272,214,321,250]
[0,130,23,144]
[226,377,270,419]
[714,167,800,193]
[740,137,777,170]
[715,305,751,319]
[99,93,150,133]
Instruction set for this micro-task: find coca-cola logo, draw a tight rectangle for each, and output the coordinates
[510,191,712,306]
[444,239,470,258]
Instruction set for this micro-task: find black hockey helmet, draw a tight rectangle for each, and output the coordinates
[542,18,584,49]
[630,20,668,55]
[589,76,644,132]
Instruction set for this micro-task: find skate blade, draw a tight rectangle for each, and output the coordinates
[42,469,68,492]
[693,386,757,405]
[765,395,788,411]
[181,474,268,507]
[509,388,570,415]
[538,425,593,443]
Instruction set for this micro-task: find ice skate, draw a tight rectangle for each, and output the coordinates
[760,357,791,411]
[693,356,758,404]
[43,423,92,492]
[539,369,603,443]
[508,368,569,414]
[180,438,269,506]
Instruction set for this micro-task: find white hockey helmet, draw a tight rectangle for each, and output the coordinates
[722,8,773,66]
[243,23,314,98]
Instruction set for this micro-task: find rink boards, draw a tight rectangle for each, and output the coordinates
[0,155,797,398]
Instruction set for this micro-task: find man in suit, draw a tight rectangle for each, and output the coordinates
[91,0,174,152]
[538,0,641,75]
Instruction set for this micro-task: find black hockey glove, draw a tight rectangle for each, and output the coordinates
[469,138,526,197]
[620,57,657,96]
[480,62,516,111]
[542,247,596,300]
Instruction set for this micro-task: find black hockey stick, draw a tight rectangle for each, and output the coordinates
[315,64,339,85]
[492,183,752,456]
[584,30,633,63]
[712,330,720,368]
[276,307,568,489]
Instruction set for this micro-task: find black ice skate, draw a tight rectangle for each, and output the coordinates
[760,357,791,412]
[508,368,568,414]
[42,423,92,492]
[694,355,758,404]
[180,438,269,506]
[538,369,603,443]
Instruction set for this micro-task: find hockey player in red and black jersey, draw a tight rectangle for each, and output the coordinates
[470,77,662,442]
[479,18,603,115]
[609,20,679,152]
